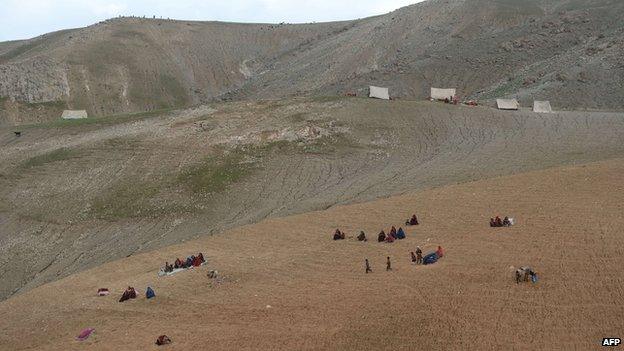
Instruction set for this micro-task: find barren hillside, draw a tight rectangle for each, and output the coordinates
[1,158,622,350]
[2,97,624,300]
[1,0,624,125]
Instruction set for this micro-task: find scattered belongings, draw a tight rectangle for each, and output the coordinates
[405,214,419,226]
[14,131,21,137]
[156,335,172,346]
[119,287,137,302]
[158,253,206,276]
[76,328,95,341]
[490,216,514,227]
[422,252,439,265]
[369,86,390,100]
[207,270,218,279]
[496,99,519,110]
[464,100,478,106]
[533,100,552,113]
[377,230,386,242]
[515,266,538,284]
[396,227,406,240]
[345,92,357,97]
[97,288,110,296]
[146,287,156,299]
[333,229,346,240]
[357,231,367,242]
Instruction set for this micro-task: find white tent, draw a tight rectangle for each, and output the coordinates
[533,101,552,113]
[61,110,88,120]
[430,88,456,100]
[369,86,390,100]
[496,99,519,110]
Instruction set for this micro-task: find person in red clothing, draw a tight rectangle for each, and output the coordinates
[436,246,445,258]
[389,226,397,238]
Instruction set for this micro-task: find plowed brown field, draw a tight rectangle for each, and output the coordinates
[1,158,622,350]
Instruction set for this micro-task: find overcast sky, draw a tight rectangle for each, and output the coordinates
[0,0,423,42]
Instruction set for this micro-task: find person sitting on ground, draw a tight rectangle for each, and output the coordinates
[396,227,406,240]
[411,252,417,264]
[192,255,202,267]
[156,335,172,346]
[416,247,423,264]
[495,216,503,227]
[186,256,193,268]
[333,229,345,241]
[389,226,397,238]
[357,231,367,242]
[503,216,511,227]
[406,214,419,226]
[516,267,536,283]
[385,233,395,243]
[164,262,173,273]
[436,245,445,258]
[198,252,206,263]
[174,258,182,269]
[490,218,496,227]
[119,286,137,302]
[378,230,386,243]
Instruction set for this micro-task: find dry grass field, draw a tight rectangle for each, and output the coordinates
[1,158,622,350]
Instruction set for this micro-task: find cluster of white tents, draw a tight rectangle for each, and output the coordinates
[496,99,553,113]
[368,86,553,113]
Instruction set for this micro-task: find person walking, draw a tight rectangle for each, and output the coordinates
[386,256,392,271]
[365,259,372,273]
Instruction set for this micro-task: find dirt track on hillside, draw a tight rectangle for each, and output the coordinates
[1,98,624,300]
[1,159,622,350]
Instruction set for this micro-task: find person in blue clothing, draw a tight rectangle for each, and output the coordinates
[146,286,155,299]
[396,227,406,239]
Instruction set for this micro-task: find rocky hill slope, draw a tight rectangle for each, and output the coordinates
[1,0,623,125]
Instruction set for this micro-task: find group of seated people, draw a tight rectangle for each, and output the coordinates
[490,216,512,227]
[405,214,419,226]
[515,266,538,284]
[333,229,346,240]
[377,226,406,243]
[163,252,205,273]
